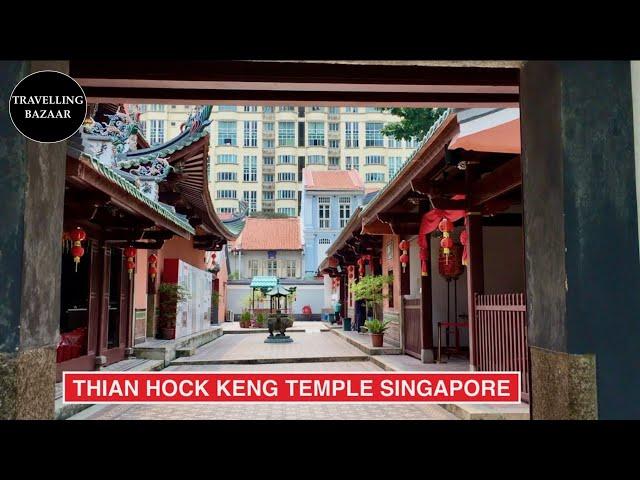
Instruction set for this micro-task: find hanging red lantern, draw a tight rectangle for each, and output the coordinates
[148,253,158,281]
[438,242,464,280]
[328,257,339,268]
[419,246,429,277]
[459,229,469,266]
[438,218,455,264]
[69,227,86,272]
[398,239,410,273]
[347,265,355,281]
[124,246,137,279]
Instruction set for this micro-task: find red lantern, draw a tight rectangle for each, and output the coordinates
[438,218,454,233]
[438,218,454,263]
[124,246,137,279]
[459,229,468,266]
[328,257,339,268]
[69,227,86,272]
[419,247,429,277]
[440,236,454,250]
[148,253,158,281]
[438,243,464,280]
[399,239,410,273]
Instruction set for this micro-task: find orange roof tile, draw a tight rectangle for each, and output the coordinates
[303,169,365,191]
[234,217,302,251]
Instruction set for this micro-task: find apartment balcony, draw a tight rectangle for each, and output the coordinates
[263,131,275,140]
[328,147,340,156]
[263,147,275,156]
[328,113,340,121]
[263,112,275,121]
[328,130,340,139]
[262,164,275,174]
[328,163,341,170]
[262,200,275,209]
[263,182,275,191]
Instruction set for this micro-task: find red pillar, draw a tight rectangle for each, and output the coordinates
[465,212,484,369]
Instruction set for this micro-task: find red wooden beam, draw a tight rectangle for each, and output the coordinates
[471,156,522,206]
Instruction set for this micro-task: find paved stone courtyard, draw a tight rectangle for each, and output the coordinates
[68,326,462,421]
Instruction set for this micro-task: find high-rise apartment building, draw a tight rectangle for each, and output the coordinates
[133,104,421,216]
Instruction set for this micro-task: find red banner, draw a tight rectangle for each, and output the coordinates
[63,372,520,404]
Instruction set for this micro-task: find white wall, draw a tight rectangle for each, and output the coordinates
[482,226,525,294]
[226,283,326,317]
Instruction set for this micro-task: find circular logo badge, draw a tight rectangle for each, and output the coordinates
[9,70,87,143]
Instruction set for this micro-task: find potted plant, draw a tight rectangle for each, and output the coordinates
[351,274,393,346]
[239,310,252,328]
[364,318,392,347]
[158,283,190,339]
[255,312,266,328]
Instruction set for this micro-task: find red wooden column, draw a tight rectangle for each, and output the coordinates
[420,234,435,362]
[465,214,485,370]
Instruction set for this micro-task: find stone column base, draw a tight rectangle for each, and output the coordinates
[0,347,56,420]
[530,346,597,420]
[421,349,435,363]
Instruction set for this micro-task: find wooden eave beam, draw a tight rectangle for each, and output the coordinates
[470,156,522,206]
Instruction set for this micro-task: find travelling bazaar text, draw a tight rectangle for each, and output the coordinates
[11,95,84,119]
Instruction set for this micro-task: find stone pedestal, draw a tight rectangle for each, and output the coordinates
[521,61,640,419]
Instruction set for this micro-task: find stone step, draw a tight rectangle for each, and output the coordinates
[170,355,370,366]
[441,403,530,420]
[55,358,164,420]
[329,328,402,355]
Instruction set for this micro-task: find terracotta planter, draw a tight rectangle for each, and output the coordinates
[161,327,175,339]
[371,333,384,348]
[239,320,251,328]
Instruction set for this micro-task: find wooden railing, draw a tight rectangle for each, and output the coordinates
[474,293,529,398]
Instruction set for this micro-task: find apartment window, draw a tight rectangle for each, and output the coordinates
[265,260,278,277]
[263,174,274,183]
[248,260,260,278]
[318,196,330,229]
[345,107,358,113]
[307,122,325,146]
[345,122,359,148]
[329,122,339,132]
[279,106,295,112]
[263,139,274,148]
[263,191,274,200]
[219,105,237,112]
[277,207,297,216]
[329,107,339,114]
[243,156,257,182]
[339,196,351,227]
[277,190,297,200]
[365,122,384,147]
[264,122,274,131]
[244,106,258,112]
[407,137,420,148]
[263,156,274,165]
[346,156,359,171]
[329,157,340,167]
[263,106,274,113]
[217,154,237,164]
[386,136,402,148]
[217,207,234,214]
[285,260,297,278]
[278,155,296,165]
[217,190,237,199]
[218,121,237,146]
[308,155,325,165]
[366,155,384,165]
[366,107,384,112]
[217,171,237,182]
[328,139,340,149]
[244,121,258,147]
[388,156,404,179]
[365,172,386,183]
[311,106,323,112]
[243,190,257,212]
[149,104,165,112]
[148,120,165,145]
[278,121,296,146]
[278,172,297,182]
